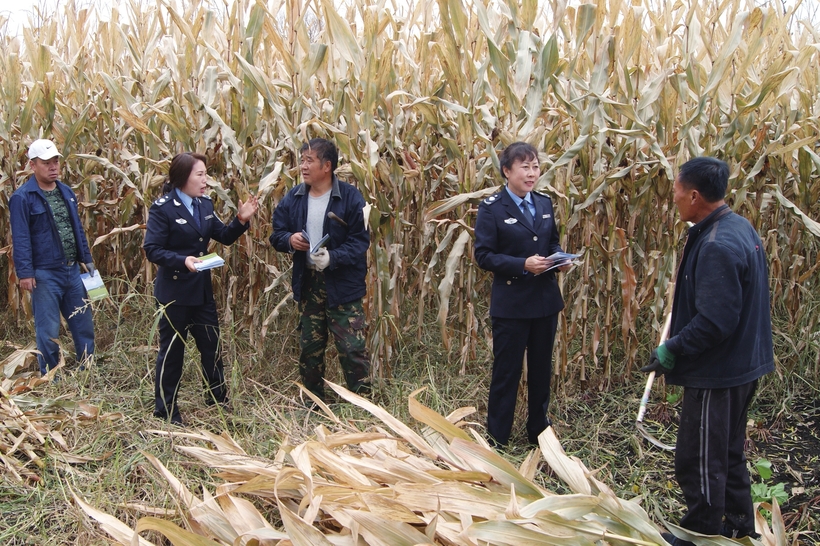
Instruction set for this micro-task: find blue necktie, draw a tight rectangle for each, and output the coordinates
[192,198,201,228]
[520,200,532,226]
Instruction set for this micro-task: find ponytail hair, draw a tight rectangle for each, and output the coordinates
[161,152,208,194]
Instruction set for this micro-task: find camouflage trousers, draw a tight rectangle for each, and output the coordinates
[299,270,371,400]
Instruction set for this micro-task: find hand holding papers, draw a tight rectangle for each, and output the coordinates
[544,251,581,272]
[301,230,329,254]
[81,271,109,301]
[194,252,225,271]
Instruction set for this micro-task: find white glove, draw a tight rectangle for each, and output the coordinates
[311,248,330,271]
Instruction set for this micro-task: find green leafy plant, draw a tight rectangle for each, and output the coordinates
[665,391,681,405]
[751,458,789,520]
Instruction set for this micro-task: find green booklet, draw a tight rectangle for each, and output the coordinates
[81,272,109,301]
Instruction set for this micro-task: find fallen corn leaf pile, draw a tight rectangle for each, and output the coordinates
[0,343,119,484]
[76,381,785,545]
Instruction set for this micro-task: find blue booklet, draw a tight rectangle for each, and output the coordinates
[544,252,581,272]
[302,231,329,254]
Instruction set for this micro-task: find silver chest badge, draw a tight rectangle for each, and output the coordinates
[175,218,187,224]
[504,218,518,224]
[543,214,551,219]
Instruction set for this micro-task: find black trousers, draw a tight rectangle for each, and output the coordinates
[154,301,226,420]
[487,313,558,445]
[676,380,758,536]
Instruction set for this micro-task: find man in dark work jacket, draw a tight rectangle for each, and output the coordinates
[642,157,774,545]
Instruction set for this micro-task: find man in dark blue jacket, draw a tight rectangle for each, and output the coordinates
[270,138,371,401]
[9,139,95,375]
[642,157,774,544]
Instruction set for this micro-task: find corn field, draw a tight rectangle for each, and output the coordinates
[0,0,818,386]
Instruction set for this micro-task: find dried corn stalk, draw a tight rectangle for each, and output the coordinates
[77,381,784,546]
[0,345,121,484]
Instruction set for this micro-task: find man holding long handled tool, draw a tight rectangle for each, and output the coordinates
[641,157,774,544]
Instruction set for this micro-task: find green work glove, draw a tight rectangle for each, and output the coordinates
[640,343,676,375]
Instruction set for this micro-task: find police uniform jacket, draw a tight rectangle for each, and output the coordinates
[270,175,370,308]
[474,188,565,319]
[143,192,249,306]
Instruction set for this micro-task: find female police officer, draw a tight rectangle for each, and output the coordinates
[144,152,258,425]
[474,142,570,447]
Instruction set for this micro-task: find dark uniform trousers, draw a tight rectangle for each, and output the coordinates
[676,380,758,537]
[488,313,559,445]
[155,300,226,421]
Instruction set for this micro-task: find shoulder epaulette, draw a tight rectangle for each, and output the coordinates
[483,192,503,205]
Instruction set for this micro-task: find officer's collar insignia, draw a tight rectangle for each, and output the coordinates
[173,199,181,206]
[175,218,187,224]
[504,217,518,224]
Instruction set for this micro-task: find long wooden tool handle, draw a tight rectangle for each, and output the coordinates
[636,312,672,424]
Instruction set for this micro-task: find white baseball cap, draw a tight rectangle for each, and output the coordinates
[28,139,62,160]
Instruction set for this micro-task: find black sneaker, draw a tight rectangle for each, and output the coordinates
[661,532,695,546]
[354,383,372,396]
[720,523,759,540]
[170,415,185,427]
[154,411,185,427]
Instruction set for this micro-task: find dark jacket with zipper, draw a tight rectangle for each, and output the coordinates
[665,204,774,388]
[9,176,93,278]
[270,175,369,307]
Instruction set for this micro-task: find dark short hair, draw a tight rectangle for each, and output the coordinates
[677,157,729,203]
[300,138,338,173]
[163,152,207,194]
[498,142,538,179]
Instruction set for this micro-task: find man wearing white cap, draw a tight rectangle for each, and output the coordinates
[9,139,96,375]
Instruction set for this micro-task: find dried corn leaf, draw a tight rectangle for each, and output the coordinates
[134,517,222,546]
[73,492,156,546]
[327,381,440,461]
[345,509,433,546]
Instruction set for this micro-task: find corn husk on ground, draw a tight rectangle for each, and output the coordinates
[76,381,783,546]
[0,344,121,484]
